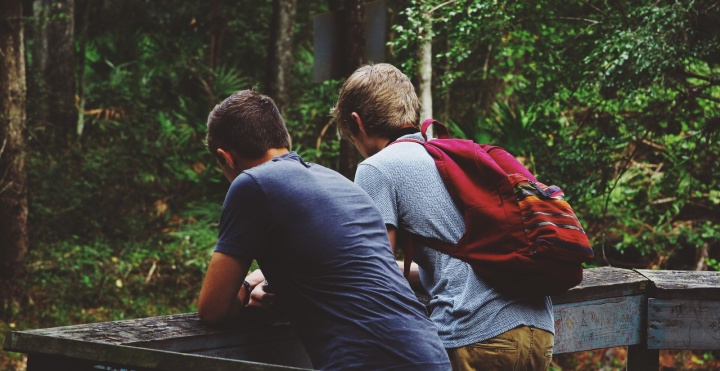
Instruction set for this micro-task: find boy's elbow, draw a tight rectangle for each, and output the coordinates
[198,304,226,326]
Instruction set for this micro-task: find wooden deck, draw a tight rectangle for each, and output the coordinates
[4,267,720,370]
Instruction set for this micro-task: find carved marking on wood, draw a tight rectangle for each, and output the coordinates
[553,295,643,353]
[649,299,720,350]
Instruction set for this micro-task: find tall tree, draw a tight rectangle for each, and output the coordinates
[416,4,432,123]
[34,0,76,143]
[267,0,297,114]
[26,0,50,126]
[75,0,91,136]
[47,0,76,139]
[0,0,28,301]
[337,0,365,180]
[343,0,365,72]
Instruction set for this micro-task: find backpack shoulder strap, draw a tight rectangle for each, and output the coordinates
[421,119,450,140]
[481,145,538,182]
[393,119,457,278]
[401,231,456,278]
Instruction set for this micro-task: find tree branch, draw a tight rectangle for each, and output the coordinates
[552,16,600,25]
[682,70,719,84]
[429,0,456,14]
[0,137,6,162]
[698,94,720,104]
[706,1,720,12]
[579,0,610,18]
[600,130,651,267]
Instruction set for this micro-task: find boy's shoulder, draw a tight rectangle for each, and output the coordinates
[363,138,432,171]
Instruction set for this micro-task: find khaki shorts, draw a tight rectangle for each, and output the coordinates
[446,325,554,371]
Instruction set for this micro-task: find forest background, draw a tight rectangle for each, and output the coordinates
[1,0,719,369]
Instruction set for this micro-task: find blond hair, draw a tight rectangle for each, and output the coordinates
[333,63,420,140]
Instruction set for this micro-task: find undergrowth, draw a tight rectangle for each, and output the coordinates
[1,202,224,369]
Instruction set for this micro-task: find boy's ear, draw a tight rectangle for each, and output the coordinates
[216,148,235,169]
[351,112,365,134]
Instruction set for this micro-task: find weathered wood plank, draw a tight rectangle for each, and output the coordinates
[648,299,720,350]
[6,312,219,345]
[190,337,313,368]
[4,311,313,370]
[553,295,645,353]
[129,319,300,353]
[11,335,309,370]
[3,310,291,350]
[551,267,649,305]
[637,269,720,300]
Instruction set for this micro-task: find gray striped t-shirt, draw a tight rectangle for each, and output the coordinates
[354,133,554,348]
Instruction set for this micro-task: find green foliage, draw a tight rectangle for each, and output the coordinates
[286,78,343,167]
[208,65,252,100]
[393,0,720,268]
[8,204,219,329]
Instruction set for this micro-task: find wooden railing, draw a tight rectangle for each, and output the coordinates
[4,267,720,370]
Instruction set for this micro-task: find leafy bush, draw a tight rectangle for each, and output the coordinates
[10,203,220,329]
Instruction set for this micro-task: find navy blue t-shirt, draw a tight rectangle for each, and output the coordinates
[215,152,450,371]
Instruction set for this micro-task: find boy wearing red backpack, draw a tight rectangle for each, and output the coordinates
[333,63,555,370]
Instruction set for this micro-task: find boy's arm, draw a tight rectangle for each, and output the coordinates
[387,225,423,291]
[198,252,252,325]
[202,174,275,323]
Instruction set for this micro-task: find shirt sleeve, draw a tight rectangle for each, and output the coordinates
[355,163,399,228]
[215,173,270,260]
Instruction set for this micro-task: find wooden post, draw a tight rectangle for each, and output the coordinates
[626,294,659,371]
[627,344,660,371]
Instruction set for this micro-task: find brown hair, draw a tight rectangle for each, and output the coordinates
[332,63,420,140]
[205,89,290,160]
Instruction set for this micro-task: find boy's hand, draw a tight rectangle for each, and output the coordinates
[247,282,276,308]
[244,269,276,309]
[245,269,266,288]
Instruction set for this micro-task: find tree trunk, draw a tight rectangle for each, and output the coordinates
[267,0,297,115]
[45,0,76,143]
[0,0,28,302]
[417,9,433,136]
[27,0,50,125]
[441,35,450,123]
[75,0,91,137]
[343,0,365,75]
[337,0,365,180]
[208,0,227,71]
[695,242,709,271]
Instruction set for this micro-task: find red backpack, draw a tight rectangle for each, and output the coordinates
[394,119,594,296]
